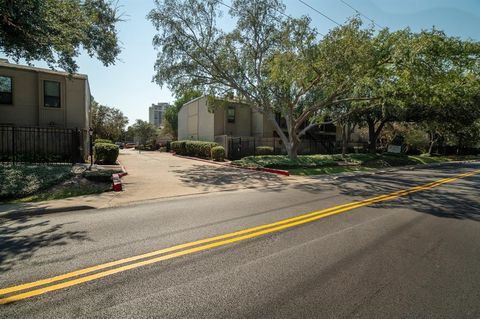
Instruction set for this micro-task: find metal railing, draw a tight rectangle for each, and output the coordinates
[0,126,83,164]
[227,136,336,160]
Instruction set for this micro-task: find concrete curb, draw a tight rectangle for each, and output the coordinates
[172,153,290,176]
[172,153,232,167]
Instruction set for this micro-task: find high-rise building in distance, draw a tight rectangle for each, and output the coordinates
[149,102,170,128]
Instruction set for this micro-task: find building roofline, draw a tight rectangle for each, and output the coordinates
[0,61,88,80]
[179,95,251,112]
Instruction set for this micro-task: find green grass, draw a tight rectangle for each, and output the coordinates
[0,164,74,200]
[288,166,372,176]
[12,183,111,203]
[232,153,480,176]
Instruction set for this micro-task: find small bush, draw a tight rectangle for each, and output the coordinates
[94,143,119,165]
[255,146,274,155]
[159,146,167,152]
[95,138,113,144]
[211,146,225,161]
[171,141,186,154]
[185,141,218,158]
[171,140,218,158]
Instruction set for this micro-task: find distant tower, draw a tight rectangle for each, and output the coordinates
[149,102,170,128]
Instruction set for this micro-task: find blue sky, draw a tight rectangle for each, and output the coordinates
[1,0,479,125]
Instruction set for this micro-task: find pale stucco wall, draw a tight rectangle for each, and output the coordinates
[179,96,280,140]
[252,110,275,138]
[178,96,214,141]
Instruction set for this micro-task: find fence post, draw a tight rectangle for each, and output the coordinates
[11,126,15,165]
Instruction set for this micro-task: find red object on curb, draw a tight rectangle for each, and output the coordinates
[261,167,290,176]
[112,174,123,191]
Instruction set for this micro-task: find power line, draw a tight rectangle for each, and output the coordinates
[339,0,384,29]
[298,0,342,27]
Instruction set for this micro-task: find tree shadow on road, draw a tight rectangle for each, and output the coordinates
[325,167,480,222]
[171,165,289,192]
[0,214,90,272]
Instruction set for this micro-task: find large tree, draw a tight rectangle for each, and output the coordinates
[131,119,158,146]
[353,28,480,153]
[0,0,121,73]
[149,0,376,159]
[90,99,129,142]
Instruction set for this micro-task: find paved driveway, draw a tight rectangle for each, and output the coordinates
[117,149,290,202]
[0,150,291,214]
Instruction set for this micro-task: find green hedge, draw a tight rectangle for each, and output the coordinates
[171,141,186,154]
[171,140,218,158]
[255,146,274,155]
[211,146,225,161]
[95,138,113,144]
[94,143,119,165]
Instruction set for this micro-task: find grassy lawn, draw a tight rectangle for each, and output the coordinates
[288,166,372,176]
[0,164,74,200]
[231,153,479,176]
[0,164,122,202]
[12,182,111,203]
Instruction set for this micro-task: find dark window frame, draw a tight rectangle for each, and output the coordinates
[44,80,61,108]
[0,75,13,105]
[227,106,235,123]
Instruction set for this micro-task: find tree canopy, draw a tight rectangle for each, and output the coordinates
[90,99,128,142]
[149,0,480,157]
[0,0,121,73]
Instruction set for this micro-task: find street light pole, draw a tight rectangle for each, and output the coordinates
[89,128,94,170]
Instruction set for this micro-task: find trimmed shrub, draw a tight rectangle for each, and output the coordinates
[171,141,186,154]
[94,143,119,164]
[211,146,225,161]
[171,140,218,158]
[95,138,113,144]
[159,146,167,152]
[255,146,274,155]
[185,141,218,158]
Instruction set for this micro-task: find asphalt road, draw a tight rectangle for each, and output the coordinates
[1,163,480,318]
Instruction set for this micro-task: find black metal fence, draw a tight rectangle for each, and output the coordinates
[0,126,84,164]
[227,136,336,160]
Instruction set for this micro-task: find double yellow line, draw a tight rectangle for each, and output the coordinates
[1,169,479,305]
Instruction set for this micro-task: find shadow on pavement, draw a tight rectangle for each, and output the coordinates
[0,214,91,272]
[172,165,289,191]
[326,164,480,222]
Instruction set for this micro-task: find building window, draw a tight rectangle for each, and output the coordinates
[44,80,61,108]
[227,106,235,123]
[0,76,13,105]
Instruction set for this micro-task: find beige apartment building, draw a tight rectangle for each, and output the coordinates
[0,59,90,129]
[0,60,91,161]
[178,96,275,141]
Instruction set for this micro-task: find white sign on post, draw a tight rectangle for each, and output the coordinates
[387,145,402,154]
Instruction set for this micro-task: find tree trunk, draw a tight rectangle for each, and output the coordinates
[367,119,377,154]
[341,124,347,157]
[286,141,299,160]
[428,132,436,156]
[367,118,386,154]
[265,111,299,160]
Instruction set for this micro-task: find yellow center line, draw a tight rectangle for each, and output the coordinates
[1,169,479,304]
